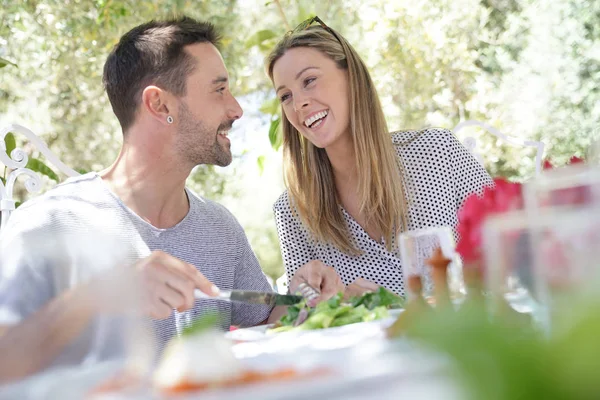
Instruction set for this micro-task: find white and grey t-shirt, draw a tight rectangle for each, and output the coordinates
[0,172,273,365]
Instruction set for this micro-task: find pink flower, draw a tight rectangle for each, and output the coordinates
[456,178,523,263]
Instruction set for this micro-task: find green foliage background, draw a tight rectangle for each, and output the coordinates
[1,0,598,281]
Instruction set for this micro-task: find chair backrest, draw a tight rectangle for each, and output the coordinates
[0,123,80,230]
[453,120,545,177]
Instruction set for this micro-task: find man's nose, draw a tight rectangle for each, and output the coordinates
[228,94,243,120]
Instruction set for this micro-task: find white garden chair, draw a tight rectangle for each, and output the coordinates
[453,120,545,177]
[0,123,80,230]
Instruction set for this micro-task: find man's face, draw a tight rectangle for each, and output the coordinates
[174,43,243,167]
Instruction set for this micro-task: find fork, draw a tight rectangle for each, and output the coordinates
[296,281,320,303]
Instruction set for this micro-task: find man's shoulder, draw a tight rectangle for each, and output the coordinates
[16,172,102,210]
[2,173,108,237]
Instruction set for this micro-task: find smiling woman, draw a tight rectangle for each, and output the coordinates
[265,17,494,298]
[273,48,350,151]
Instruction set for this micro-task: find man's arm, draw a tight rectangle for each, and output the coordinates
[0,250,217,384]
[0,284,96,383]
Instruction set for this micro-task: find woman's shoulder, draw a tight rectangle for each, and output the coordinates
[273,190,292,213]
[273,190,308,231]
[390,127,456,148]
[391,127,463,162]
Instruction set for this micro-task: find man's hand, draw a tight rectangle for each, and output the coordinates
[289,260,344,306]
[344,278,380,301]
[133,251,218,319]
[89,251,218,319]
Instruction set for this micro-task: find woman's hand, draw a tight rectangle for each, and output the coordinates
[344,278,380,300]
[289,260,345,306]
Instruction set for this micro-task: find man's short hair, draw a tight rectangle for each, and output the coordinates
[103,16,221,132]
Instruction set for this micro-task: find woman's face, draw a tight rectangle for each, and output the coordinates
[272,47,350,150]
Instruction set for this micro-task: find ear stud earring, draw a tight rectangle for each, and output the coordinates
[167,115,174,124]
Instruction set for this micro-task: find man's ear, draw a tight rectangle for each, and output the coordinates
[141,86,175,126]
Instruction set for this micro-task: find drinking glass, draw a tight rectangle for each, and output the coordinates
[484,206,600,334]
[398,226,464,304]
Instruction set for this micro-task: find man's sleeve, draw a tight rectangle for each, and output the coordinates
[0,215,55,326]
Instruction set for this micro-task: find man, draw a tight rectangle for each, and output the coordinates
[0,16,343,382]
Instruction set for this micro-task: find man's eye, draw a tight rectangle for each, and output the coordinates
[217,87,226,94]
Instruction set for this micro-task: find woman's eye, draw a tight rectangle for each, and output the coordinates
[304,77,316,87]
[280,93,291,103]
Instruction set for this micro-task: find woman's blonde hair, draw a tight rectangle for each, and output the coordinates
[266,25,408,254]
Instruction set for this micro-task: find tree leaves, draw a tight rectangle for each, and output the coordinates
[25,159,59,183]
[245,29,278,51]
[268,116,282,151]
[256,155,266,174]
[0,57,17,69]
[3,133,60,183]
[259,97,280,116]
[4,133,16,157]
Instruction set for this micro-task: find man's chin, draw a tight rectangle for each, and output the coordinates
[214,151,232,167]
[214,158,232,167]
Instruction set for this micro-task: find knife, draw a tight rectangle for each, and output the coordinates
[194,289,304,306]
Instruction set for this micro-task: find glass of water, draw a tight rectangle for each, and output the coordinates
[398,226,464,304]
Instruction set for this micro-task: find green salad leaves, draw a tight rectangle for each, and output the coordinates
[181,313,220,337]
[271,287,404,333]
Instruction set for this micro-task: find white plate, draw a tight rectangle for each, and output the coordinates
[167,339,453,400]
[13,311,460,400]
[224,308,404,344]
[18,311,461,400]
[88,336,455,400]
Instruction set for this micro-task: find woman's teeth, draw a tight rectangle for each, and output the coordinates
[304,110,328,128]
[311,119,324,128]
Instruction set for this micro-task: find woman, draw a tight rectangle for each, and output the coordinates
[266,17,493,298]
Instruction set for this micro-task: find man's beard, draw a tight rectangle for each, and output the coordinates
[176,102,233,167]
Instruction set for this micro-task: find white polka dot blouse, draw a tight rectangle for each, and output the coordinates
[273,128,494,296]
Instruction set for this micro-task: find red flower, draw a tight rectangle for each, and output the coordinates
[543,156,584,170]
[543,160,554,170]
[456,156,584,264]
[569,156,584,165]
[456,178,523,263]
[546,156,589,206]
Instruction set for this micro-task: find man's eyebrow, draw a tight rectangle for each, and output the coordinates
[212,76,228,85]
[275,66,319,93]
